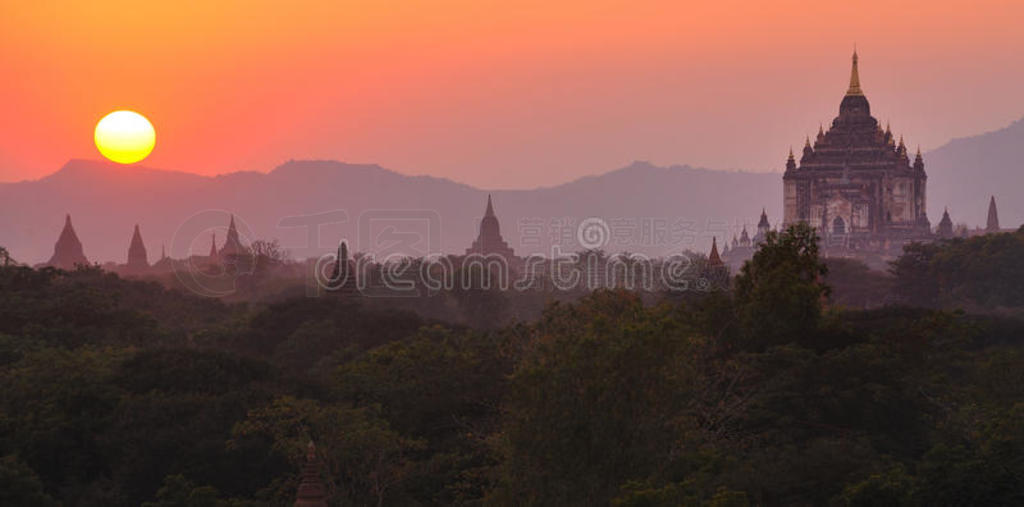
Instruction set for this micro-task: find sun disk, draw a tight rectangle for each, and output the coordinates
[94,110,156,164]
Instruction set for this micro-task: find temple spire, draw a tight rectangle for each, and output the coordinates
[846,49,863,96]
[466,194,514,258]
[484,194,495,217]
[127,224,148,270]
[219,214,247,258]
[47,213,89,270]
[987,195,1000,232]
[938,207,954,238]
[707,237,723,267]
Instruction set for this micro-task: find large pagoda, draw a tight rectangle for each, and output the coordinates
[783,51,931,251]
[465,195,515,260]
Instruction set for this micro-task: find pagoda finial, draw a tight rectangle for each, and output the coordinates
[846,48,863,96]
[788,146,794,160]
[805,135,811,148]
[484,194,495,217]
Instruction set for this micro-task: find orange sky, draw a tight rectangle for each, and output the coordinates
[1,0,1022,187]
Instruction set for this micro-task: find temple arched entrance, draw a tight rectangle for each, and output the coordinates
[833,216,846,235]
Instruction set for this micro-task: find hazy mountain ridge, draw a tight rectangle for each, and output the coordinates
[2,115,1022,265]
[925,117,1024,227]
[0,160,780,263]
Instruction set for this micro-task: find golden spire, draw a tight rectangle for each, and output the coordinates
[805,135,811,148]
[788,146,794,160]
[846,49,863,96]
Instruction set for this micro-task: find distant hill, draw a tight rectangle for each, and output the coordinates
[926,117,1024,229]
[0,159,779,264]
[2,116,1021,266]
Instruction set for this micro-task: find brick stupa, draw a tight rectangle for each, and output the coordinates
[47,214,89,270]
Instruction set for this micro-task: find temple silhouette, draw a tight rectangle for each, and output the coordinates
[783,50,931,255]
[45,214,89,270]
[465,194,516,260]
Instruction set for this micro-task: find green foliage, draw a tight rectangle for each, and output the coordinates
[837,465,915,506]
[824,258,893,309]
[492,290,702,505]
[231,396,422,505]
[336,326,510,503]
[892,229,1024,309]
[733,223,829,351]
[3,233,1024,505]
[142,474,221,507]
[0,455,59,507]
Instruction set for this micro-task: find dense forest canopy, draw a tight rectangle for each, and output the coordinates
[2,225,1024,505]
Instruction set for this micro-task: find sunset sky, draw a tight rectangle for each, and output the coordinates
[1,0,1022,188]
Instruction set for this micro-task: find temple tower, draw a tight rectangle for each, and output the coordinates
[47,214,89,270]
[465,195,515,259]
[126,224,149,272]
[755,208,771,242]
[937,208,954,238]
[208,233,218,262]
[219,215,247,259]
[707,237,723,267]
[330,240,357,294]
[782,50,931,251]
[986,196,1000,232]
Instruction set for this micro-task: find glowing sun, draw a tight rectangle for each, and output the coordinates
[94,110,155,164]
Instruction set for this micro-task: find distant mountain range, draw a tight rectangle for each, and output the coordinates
[925,117,1024,228]
[0,117,1021,264]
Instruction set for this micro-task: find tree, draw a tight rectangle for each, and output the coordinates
[0,455,58,507]
[889,241,940,307]
[142,475,221,507]
[492,290,702,505]
[249,239,289,270]
[232,396,422,506]
[733,223,829,351]
[0,246,13,267]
